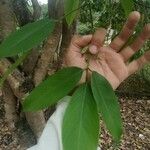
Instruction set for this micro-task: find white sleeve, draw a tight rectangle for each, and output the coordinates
[27,96,101,150]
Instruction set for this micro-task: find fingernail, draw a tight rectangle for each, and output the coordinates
[89,45,98,54]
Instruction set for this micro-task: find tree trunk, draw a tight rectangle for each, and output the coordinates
[0,0,36,149]
[59,20,77,67]
[0,0,16,42]
[0,0,77,148]
[31,0,41,20]
[12,0,33,26]
[0,0,18,129]
[34,0,63,85]
[12,0,46,139]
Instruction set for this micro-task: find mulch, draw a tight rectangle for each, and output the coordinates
[100,98,150,150]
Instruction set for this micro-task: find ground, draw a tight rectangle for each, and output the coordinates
[0,74,150,150]
[100,98,150,150]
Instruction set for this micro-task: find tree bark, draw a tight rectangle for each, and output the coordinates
[2,81,19,129]
[12,0,33,26]
[31,0,41,20]
[59,20,77,67]
[33,26,62,85]
[12,0,46,139]
[0,0,18,130]
[12,0,41,77]
[0,1,35,148]
[0,0,45,140]
[34,0,63,86]
[0,0,16,42]
[12,0,40,76]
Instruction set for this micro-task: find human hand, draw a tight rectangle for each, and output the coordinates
[64,11,150,89]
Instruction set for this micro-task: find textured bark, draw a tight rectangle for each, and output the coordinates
[2,82,19,129]
[12,0,46,138]
[0,0,16,42]
[14,0,41,76]
[22,48,39,76]
[33,0,64,121]
[33,0,63,86]
[24,112,46,138]
[12,0,33,26]
[12,0,40,76]
[31,0,41,20]
[0,0,18,130]
[33,25,62,85]
[0,0,76,143]
[2,82,19,127]
[48,0,63,19]
[24,101,46,138]
[58,20,77,68]
[0,58,46,139]
[0,0,45,139]
[0,59,25,98]
[12,0,41,75]
[0,1,35,147]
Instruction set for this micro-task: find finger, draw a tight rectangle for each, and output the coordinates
[89,28,107,54]
[71,35,92,49]
[127,50,150,75]
[120,24,150,62]
[110,11,140,52]
[64,35,92,68]
[130,23,150,51]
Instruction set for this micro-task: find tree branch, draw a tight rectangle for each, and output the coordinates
[31,0,41,20]
[33,25,62,85]
[0,58,46,138]
[2,82,19,129]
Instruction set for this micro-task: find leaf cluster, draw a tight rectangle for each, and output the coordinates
[23,67,123,150]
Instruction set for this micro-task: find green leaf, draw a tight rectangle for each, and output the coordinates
[120,0,134,17]
[23,67,83,111]
[62,83,99,150]
[0,18,55,58]
[64,0,79,26]
[91,72,123,142]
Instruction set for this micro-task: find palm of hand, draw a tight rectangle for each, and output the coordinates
[89,47,128,89]
[65,45,128,89]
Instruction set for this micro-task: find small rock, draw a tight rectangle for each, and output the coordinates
[139,134,145,140]
[2,133,13,146]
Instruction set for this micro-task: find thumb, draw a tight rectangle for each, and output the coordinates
[71,35,92,49]
[89,28,107,54]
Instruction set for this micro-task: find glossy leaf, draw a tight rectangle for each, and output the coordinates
[91,72,123,142]
[62,83,99,150]
[0,18,55,58]
[64,0,79,26]
[23,67,83,111]
[120,0,134,17]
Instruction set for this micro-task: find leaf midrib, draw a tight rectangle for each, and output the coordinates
[2,20,52,51]
[93,75,117,134]
[42,70,82,96]
[76,84,86,150]
[26,69,82,108]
